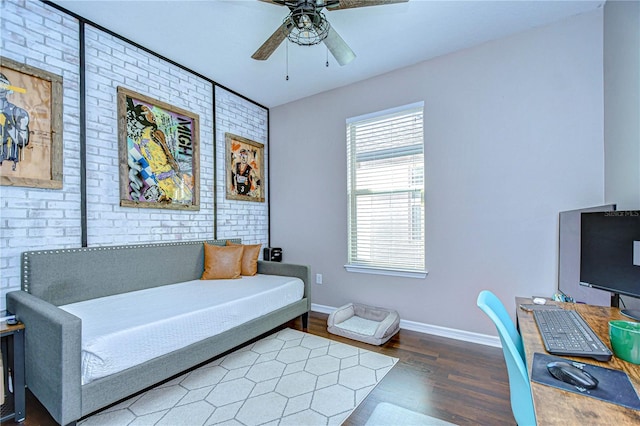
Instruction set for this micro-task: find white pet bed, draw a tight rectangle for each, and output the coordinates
[327,303,400,345]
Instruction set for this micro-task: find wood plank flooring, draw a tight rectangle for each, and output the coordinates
[5,311,514,425]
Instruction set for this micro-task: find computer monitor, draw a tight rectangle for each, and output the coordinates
[580,210,640,320]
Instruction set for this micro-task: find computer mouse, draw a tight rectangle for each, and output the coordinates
[546,361,598,390]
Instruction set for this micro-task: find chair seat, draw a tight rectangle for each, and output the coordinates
[327,303,400,345]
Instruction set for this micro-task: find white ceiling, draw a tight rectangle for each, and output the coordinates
[51,0,604,108]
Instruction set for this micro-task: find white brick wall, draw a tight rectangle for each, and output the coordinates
[0,0,270,310]
[1,0,81,310]
[83,25,217,245]
[215,87,269,246]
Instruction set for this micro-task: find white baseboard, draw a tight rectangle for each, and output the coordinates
[311,303,501,348]
[311,303,335,315]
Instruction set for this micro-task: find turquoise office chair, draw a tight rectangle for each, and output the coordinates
[477,290,536,425]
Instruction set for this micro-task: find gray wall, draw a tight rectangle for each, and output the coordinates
[603,0,640,313]
[604,0,640,210]
[270,11,605,337]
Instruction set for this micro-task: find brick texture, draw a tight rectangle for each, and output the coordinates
[0,0,269,310]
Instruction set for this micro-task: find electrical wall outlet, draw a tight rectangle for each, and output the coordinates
[315,273,323,284]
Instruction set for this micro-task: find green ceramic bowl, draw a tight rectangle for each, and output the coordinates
[609,320,640,364]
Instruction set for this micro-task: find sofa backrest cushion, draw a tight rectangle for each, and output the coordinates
[21,239,239,306]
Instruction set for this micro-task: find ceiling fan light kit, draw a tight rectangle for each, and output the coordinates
[252,0,408,66]
[285,8,330,46]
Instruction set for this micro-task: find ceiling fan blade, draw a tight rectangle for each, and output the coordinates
[323,26,356,66]
[327,0,408,11]
[257,0,287,7]
[252,19,295,60]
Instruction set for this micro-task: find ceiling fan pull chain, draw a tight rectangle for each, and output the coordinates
[326,46,329,68]
[286,40,289,81]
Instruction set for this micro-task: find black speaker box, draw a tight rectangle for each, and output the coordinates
[263,247,282,262]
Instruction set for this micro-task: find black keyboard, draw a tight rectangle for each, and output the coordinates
[533,309,613,361]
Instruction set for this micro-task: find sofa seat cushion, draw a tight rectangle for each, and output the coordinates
[60,274,304,385]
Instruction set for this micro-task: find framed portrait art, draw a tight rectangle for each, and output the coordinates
[117,87,200,210]
[225,133,264,202]
[0,56,63,189]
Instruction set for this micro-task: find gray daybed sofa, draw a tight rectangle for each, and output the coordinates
[5,239,310,425]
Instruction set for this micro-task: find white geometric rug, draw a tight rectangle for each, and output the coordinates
[365,402,458,426]
[78,328,398,426]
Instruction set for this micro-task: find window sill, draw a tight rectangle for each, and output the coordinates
[344,264,428,279]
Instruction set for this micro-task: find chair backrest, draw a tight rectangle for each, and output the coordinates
[477,290,536,425]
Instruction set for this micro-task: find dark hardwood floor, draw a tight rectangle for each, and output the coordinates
[5,311,514,425]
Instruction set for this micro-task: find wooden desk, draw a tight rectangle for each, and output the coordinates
[516,297,640,425]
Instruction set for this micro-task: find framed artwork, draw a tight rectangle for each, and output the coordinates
[0,56,63,189]
[225,133,264,202]
[117,86,199,210]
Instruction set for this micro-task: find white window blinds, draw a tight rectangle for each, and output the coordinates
[346,102,425,274]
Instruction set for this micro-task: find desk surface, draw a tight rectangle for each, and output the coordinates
[0,321,24,335]
[516,297,640,425]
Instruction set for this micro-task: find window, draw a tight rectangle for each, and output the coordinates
[346,102,426,277]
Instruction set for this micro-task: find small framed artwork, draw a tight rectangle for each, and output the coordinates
[117,86,200,210]
[225,133,264,202]
[0,56,63,189]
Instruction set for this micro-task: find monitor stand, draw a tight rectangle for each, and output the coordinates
[621,309,640,322]
[612,294,640,321]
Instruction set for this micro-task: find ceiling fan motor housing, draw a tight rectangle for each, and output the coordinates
[284,1,331,45]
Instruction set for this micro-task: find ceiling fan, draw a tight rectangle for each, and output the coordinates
[252,0,408,66]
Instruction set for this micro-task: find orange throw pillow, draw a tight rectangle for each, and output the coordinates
[226,241,262,276]
[201,243,243,279]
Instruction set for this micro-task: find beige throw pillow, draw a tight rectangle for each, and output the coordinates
[201,243,243,279]
[226,241,262,276]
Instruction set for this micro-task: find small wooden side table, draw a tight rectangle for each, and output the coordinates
[1,321,25,423]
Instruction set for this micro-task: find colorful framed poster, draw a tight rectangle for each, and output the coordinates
[0,56,63,189]
[117,86,199,210]
[225,133,264,202]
